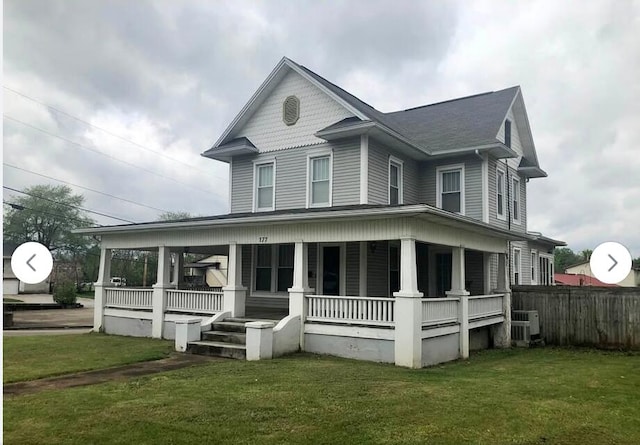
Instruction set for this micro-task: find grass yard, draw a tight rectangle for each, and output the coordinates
[3,334,173,383]
[3,344,640,445]
[3,297,23,302]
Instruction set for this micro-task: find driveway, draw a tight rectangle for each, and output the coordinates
[5,293,94,330]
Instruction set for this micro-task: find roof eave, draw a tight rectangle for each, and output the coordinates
[518,166,548,178]
[429,143,518,160]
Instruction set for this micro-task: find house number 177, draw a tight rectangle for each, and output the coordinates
[258,237,268,243]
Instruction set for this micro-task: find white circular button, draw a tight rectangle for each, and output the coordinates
[590,242,632,285]
[10,242,54,284]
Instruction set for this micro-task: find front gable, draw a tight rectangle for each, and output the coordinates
[231,68,355,152]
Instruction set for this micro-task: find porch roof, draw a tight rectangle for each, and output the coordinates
[75,204,533,242]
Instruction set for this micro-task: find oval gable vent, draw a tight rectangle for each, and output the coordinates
[283,95,300,126]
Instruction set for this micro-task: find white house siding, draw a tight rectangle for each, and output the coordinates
[419,155,483,221]
[511,241,532,285]
[346,242,360,296]
[367,240,389,297]
[496,107,524,171]
[233,69,353,153]
[332,139,361,207]
[231,156,254,213]
[367,141,420,205]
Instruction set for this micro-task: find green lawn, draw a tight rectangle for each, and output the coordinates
[3,334,173,383]
[3,297,23,302]
[3,344,640,444]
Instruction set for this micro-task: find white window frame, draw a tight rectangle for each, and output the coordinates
[513,247,521,285]
[306,149,333,208]
[388,156,404,205]
[512,176,521,224]
[436,163,465,215]
[252,159,276,212]
[496,167,506,221]
[531,249,538,285]
[251,243,294,296]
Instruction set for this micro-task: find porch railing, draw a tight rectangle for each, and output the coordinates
[422,298,459,327]
[104,288,152,310]
[468,294,504,320]
[306,295,395,326]
[166,289,224,314]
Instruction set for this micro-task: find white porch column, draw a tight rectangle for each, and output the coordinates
[393,237,423,368]
[359,241,368,297]
[152,246,173,338]
[171,251,185,287]
[93,247,112,332]
[288,241,312,349]
[223,242,246,317]
[491,252,512,348]
[446,247,470,359]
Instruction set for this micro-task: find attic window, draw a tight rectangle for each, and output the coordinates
[283,95,300,126]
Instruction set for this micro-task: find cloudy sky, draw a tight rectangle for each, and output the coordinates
[3,0,639,256]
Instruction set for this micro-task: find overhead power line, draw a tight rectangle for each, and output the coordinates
[3,185,136,223]
[3,114,220,197]
[3,162,170,213]
[3,85,213,175]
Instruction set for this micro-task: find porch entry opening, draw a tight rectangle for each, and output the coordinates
[322,246,340,295]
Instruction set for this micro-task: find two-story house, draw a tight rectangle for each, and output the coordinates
[78,57,563,368]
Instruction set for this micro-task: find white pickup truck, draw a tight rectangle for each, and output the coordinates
[110,277,127,287]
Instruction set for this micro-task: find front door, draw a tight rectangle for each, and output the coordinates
[322,246,340,295]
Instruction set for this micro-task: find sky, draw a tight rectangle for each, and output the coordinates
[3,0,640,257]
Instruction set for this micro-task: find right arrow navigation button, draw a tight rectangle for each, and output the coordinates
[591,242,632,284]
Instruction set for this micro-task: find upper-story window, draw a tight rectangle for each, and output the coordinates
[389,157,403,205]
[308,153,332,207]
[254,161,275,212]
[504,119,512,148]
[512,176,521,224]
[496,167,506,220]
[436,164,465,214]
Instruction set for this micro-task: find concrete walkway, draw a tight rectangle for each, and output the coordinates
[4,353,221,397]
[5,293,94,330]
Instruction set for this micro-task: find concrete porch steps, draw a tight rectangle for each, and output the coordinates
[187,340,246,360]
[202,330,246,344]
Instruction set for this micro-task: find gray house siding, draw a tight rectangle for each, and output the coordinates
[230,140,360,213]
[488,158,527,233]
[367,141,420,205]
[419,155,483,221]
[465,250,485,296]
[346,242,360,296]
[367,240,389,297]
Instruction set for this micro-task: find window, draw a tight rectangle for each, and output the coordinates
[513,248,521,285]
[309,155,331,207]
[283,95,300,126]
[389,243,400,295]
[255,162,274,211]
[277,244,294,292]
[512,177,521,223]
[531,250,538,284]
[255,245,272,291]
[504,119,511,148]
[437,165,464,214]
[389,157,403,205]
[496,168,506,220]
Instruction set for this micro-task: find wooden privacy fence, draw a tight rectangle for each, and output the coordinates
[512,286,640,349]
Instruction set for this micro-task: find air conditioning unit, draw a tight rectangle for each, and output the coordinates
[511,310,541,347]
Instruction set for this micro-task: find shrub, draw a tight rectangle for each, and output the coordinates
[53,280,77,306]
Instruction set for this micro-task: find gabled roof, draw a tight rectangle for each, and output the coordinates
[554,273,618,287]
[204,57,544,171]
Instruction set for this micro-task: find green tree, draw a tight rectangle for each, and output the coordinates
[3,184,94,252]
[158,211,193,221]
[554,247,581,274]
[579,249,593,261]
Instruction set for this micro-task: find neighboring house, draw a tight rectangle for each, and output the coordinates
[565,261,640,287]
[554,273,618,287]
[77,57,564,368]
[184,255,228,288]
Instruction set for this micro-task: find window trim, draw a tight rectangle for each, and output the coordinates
[436,163,465,215]
[388,156,404,205]
[306,149,333,208]
[531,249,538,285]
[512,176,521,225]
[513,247,521,285]
[251,243,294,295]
[252,159,276,212]
[496,167,506,221]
